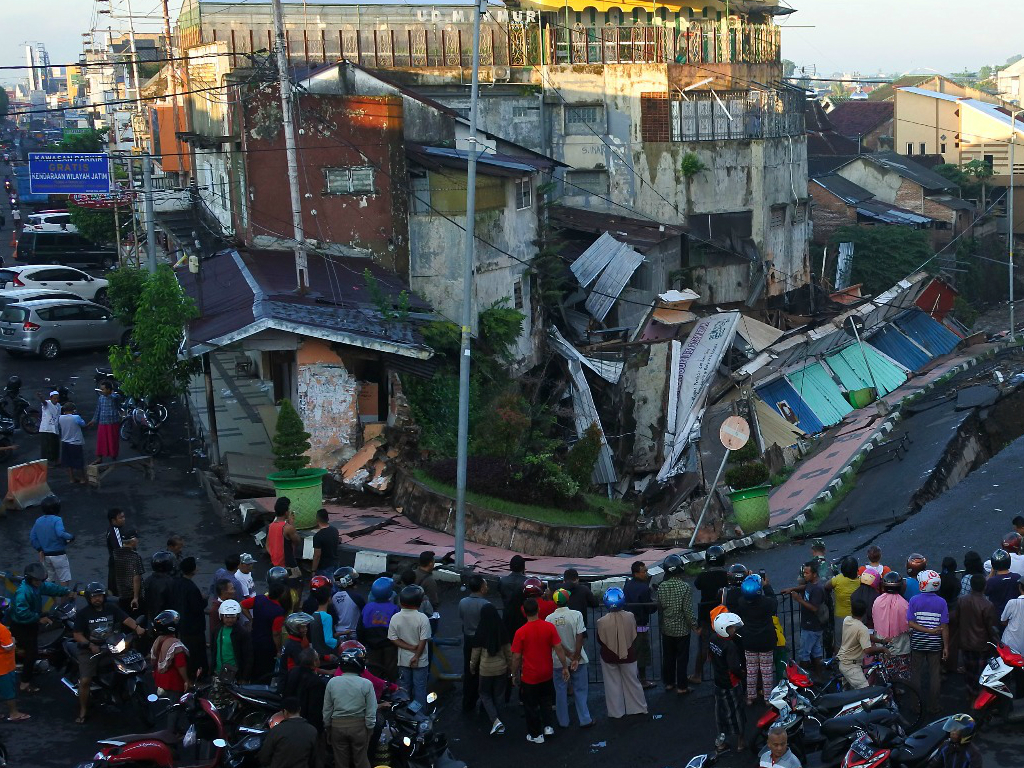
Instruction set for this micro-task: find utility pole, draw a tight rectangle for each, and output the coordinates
[124,0,144,152]
[270,0,309,292]
[453,0,486,569]
[1010,109,1021,341]
[159,0,188,183]
[143,153,157,272]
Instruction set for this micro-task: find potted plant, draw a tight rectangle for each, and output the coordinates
[723,440,772,533]
[266,399,327,530]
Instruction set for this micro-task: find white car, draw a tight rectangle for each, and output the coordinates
[0,265,109,303]
[24,210,78,234]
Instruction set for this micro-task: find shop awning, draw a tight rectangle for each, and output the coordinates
[755,378,824,435]
[786,363,853,427]
[868,325,932,372]
[894,308,961,357]
[824,343,908,396]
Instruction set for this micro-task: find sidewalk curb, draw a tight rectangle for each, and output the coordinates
[680,345,1002,566]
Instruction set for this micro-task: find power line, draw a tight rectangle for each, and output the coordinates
[0,49,262,71]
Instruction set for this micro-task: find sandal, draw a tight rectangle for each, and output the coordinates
[75,714,88,724]
[7,713,30,722]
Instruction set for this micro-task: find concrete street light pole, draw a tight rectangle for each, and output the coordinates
[454,0,487,569]
[1010,109,1021,340]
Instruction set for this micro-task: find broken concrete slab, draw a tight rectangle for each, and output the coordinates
[956,385,999,410]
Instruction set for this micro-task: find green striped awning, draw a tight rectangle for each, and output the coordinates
[786,363,853,426]
[825,343,908,396]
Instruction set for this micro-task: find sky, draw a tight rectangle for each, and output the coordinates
[1,0,1022,84]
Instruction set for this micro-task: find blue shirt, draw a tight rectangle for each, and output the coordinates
[92,393,121,425]
[29,515,74,554]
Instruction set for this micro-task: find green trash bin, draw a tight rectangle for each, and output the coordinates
[267,468,328,529]
[729,484,772,533]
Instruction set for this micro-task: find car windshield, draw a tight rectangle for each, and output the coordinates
[0,307,28,324]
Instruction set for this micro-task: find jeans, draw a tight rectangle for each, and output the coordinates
[662,633,692,689]
[552,664,592,727]
[399,665,429,708]
[461,636,479,712]
[798,629,824,662]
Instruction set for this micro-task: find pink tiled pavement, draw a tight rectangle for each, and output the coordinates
[768,344,998,527]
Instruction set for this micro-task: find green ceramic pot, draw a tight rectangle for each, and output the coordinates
[267,468,328,529]
[729,484,772,533]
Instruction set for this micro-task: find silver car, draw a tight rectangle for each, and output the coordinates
[0,299,129,359]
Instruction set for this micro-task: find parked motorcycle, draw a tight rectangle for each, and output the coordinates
[217,677,283,732]
[0,376,40,433]
[841,718,950,768]
[383,691,466,768]
[972,641,1024,724]
[120,407,163,456]
[61,630,152,725]
[73,692,264,768]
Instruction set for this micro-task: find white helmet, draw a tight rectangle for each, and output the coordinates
[219,599,242,616]
[917,569,941,593]
[713,612,743,638]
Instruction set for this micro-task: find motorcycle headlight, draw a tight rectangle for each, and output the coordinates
[402,737,412,748]
[111,638,128,654]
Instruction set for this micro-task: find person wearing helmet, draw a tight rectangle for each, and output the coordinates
[9,561,70,696]
[872,571,912,682]
[623,561,657,689]
[926,714,982,768]
[907,569,949,713]
[323,642,378,768]
[359,577,399,681]
[281,612,314,672]
[142,550,177,624]
[240,576,288,681]
[511,597,571,744]
[311,508,341,576]
[546,588,593,728]
[388,585,432,707]
[211,599,253,682]
[735,574,778,705]
[71,581,145,722]
[596,587,648,720]
[521,577,556,621]
[150,610,189,696]
[29,494,74,587]
[655,553,697,695]
[985,535,1024,580]
[709,612,746,754]
[836,599,888,690]
[331,567,363,639]
[904,554,928,599]
[984,549,1021,616]
[470,604,513,736]
[692,547,728,686]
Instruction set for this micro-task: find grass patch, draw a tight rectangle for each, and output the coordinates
[411,469,631,527]
[769,465,796,486]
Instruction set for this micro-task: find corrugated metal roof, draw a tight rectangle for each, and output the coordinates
[549,205,685,252]
[570,232,622,288]
[894,308,961,356]
[824,343,908,395]
[756,378,824,434]
[548,327,623,384]
[786,363,853,427]
[868,324,933,371]
[812,174,874,204]
[407,144,543,174]
[856,199,933,225]
[586,246,645,322]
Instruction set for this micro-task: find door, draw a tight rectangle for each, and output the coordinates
[45,305,90,348]
[37,268,92,298]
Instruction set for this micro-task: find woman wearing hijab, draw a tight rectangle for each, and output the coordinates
[596,588,648,719]
[469,603,513,736]
[872,572,911,681]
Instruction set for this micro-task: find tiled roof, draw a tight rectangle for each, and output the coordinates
[827,101,894,138]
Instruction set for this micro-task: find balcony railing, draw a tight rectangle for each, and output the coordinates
[669,89,804,141]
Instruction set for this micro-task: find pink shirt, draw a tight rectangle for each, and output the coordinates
[334,666,396,700]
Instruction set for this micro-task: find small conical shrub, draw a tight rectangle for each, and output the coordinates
[272,399,311,475]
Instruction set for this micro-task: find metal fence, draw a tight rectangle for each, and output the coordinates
[669,89,805,142]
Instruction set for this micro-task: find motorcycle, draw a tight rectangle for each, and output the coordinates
[120,407,163,457]
[217,677,283,731]
[73,692,265,768]
[383,691,466,768]
[841,718,950,768]
[972,641,1024,724]
[754,675,905,767]
[61,630,153,725]
[0,378,40,433]
[0,417,15,463]
[0,572,78,673]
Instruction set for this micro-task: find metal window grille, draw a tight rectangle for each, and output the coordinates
[324,166,376,195]
[515,177,533,209]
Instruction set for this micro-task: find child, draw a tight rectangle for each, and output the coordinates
[58,403,87,484]
[0,616,30,721]
[709,612,746,754]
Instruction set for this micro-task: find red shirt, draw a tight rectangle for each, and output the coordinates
[153,649,187,692]
[521,598,555,621]
[512,618,562,685]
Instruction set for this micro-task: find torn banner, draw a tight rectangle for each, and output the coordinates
[657,312,741,481]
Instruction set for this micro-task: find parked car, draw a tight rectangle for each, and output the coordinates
[0,265,109,303]
[0,288,86,310]
[0,299,129,359]
[14,230,117,268]
[24,210,78,233]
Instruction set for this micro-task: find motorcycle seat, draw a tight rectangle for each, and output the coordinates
[234,684,282,700]
[814,685,889,711]
[99,729,178,747]
[820,707,897,738]
[891,722,948,765]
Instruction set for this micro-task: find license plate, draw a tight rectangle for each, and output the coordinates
[989,658,1000,670]
[121,651,143,664]
[853,740,876,760]
[1,329,12,335]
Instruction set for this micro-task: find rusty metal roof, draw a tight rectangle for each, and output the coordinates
[549,205,685,252]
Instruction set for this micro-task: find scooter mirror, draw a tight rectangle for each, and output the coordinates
[147,694,159,702]
[213,739,228,748]
[426,692,438,704]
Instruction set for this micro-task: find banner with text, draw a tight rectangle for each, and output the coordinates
[29,152,110,195]
[657,312,741,481]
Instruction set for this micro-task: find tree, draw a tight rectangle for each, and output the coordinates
[830,226,933,295]
[782,59,797,78]
[57,128,106,153]
[108,265,199,399]
[963,159,994,211]
[934,162,992,209]
[68,201,117,246]
[106,266,148,324]
[271,399,312,474]
[0,89,8,119]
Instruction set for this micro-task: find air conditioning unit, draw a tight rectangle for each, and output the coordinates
[492,65,510,82]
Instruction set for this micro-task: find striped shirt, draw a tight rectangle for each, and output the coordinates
[906,593,948,652]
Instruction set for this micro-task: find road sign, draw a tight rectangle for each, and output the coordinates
[28,152,110,195]
[719,416,751,450]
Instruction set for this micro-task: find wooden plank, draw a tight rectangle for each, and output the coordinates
[86,456,155,489]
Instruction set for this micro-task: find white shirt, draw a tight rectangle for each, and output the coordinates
[40,400,61,435]
[1001,596,1024,654]
[58,414,86,445]
[234,569,255,598]
[387,608,431,668]
[546,606,588,665]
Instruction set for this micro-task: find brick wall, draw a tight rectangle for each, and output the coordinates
[893,178,925,214]
[640,92,670,143]
[809,183,855,245]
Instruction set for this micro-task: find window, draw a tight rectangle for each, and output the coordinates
[984,154,995,168]
[770,206,786,228]
[940,143,947,154]
[410,175,431,215]
[906,143,914,156]
[920,142,926,155]
[512,105,535,119]
[515,177,533,210]
[324,166,376,195]
[565,170,609,196]
[565,105,601,126]
[513,278,524,310]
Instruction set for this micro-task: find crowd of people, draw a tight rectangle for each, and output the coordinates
[3,493,1021,768]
